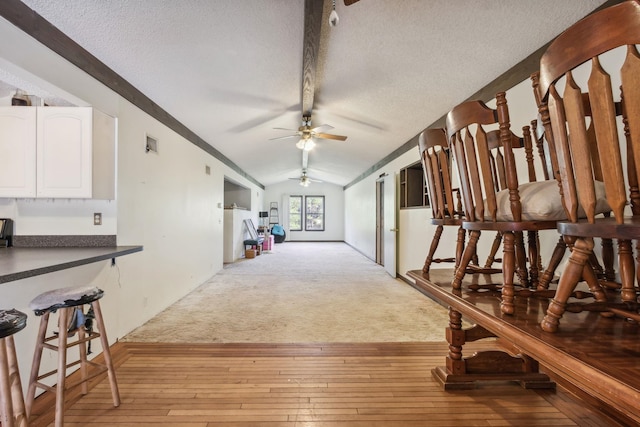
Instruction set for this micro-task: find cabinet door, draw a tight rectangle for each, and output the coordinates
[0,107,37,197]
[37,107,93,198]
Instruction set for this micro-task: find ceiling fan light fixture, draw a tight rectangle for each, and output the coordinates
[300,177,310,187]
[296,138,315,151]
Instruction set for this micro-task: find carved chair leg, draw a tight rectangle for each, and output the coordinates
[455,227,466,271]
[423,225,444,274]
[536,232,543,279]
[452,230,480,290]
[538,236,566,290]
[484,231,502,269]
[527,230,540,288]
[618,240,637,303]
[589,247,605,279]
[471,232,480,267]
[581,262,608,305]
[501,231,516,315]
[601,238,617,282]
[513,231,529,288]
[542,237,594,333]
[601,238,616,282]
[584,238,619,290]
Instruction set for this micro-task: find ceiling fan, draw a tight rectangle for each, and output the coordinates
[290,169,323,187]
[270,115,347,151]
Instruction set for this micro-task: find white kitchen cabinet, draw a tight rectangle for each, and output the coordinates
[0,106,116,199]
[0,107,37,197]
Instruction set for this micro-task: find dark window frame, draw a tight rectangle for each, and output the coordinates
[399,161,430,209]
[289,195,303,231]
[305,195,325,231]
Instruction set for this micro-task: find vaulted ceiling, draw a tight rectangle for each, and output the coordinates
[3,0,610,187]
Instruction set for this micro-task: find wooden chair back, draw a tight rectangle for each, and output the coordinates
[534,0,640,224]
[418,128,459,221]
[445,94,540,224]
[485,125,550,187]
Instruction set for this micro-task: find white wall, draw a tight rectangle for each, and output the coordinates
[0,16,264,389]
[264,180,344,241]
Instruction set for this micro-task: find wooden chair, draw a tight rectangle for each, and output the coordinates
[446,94,574,315]
[532,78,622,293]
[533,0,640,332]
[418,128,502,276]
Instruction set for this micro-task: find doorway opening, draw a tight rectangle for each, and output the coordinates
[376,179,384,265]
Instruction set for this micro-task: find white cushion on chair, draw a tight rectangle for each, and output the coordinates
[486,180,610,221]
[29,285,103,313]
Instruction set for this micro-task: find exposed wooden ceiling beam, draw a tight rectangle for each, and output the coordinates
[301,0,325,118]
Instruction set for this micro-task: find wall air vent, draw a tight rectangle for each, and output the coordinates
[145,134,158,153]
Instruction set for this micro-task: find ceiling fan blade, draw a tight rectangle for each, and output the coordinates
[273,127,299,132]
[311,124,333,132]
[228,112,284,133]
[344,0,360,5]
[269,134,299,141]
[315,133,347,141]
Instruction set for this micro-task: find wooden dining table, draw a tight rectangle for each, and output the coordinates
[407,268,640,426]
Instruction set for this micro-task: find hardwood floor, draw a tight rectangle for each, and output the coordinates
[27,341,622,426]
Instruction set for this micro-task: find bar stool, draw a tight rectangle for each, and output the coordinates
[0,309,28,427]
[25,285,120,427]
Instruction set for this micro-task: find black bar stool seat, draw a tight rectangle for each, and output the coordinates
[0,308,28,427]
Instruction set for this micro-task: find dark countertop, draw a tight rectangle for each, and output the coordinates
[0,246,143,284]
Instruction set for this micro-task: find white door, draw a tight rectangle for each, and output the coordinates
[383,173,397,277]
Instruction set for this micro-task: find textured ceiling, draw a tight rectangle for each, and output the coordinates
[16,0,607,187]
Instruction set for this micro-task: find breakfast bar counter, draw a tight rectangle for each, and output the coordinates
[0,245,143,284]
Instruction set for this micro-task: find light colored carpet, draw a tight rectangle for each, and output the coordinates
[122,241,450,343]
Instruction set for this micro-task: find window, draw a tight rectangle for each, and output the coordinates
[305,196,325,231]
[289,196,302,231]
[399,161,430,209]
[289,195,325,231]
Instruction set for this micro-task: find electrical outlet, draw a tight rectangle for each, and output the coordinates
[94,213,102,225]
